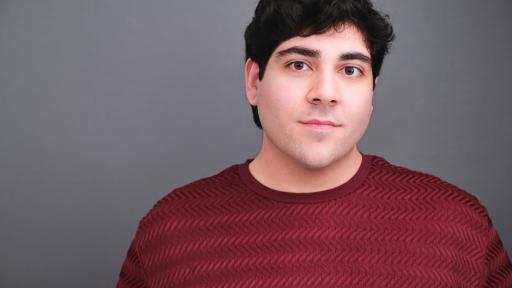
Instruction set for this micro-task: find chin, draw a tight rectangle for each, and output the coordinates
[291,143,357,171]
[294,152,340,171]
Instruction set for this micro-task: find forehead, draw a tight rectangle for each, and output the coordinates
[272,24,370,59]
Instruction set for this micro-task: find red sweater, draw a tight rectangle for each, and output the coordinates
[117,154,512,287]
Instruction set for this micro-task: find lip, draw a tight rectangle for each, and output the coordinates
[300,119,340,130]
[301,119,340,126]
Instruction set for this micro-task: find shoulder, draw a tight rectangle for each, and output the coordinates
[367,154,489,219]
[136,162,242,232]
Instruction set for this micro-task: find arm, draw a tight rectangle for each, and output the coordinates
[116,238,147,288]
[483,217,512,288]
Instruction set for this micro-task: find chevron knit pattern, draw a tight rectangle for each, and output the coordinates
[117,154,512,287]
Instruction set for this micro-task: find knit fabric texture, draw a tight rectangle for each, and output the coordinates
[117,154,512,287]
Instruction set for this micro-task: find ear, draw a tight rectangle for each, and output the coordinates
[244,58,260,106]
[373,76,379,89]
[371,77,377,112]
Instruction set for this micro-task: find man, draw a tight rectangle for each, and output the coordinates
[117,0,512,287]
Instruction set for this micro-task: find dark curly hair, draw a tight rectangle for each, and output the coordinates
[244,0,395,129]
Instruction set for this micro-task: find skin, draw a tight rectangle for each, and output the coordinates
[244,23,375,193]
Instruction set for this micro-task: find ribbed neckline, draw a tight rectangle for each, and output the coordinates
[238,154,373,204]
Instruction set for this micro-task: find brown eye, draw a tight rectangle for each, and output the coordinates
[288,61,309,71]
[293,62,305,70]
[343,66,362,77]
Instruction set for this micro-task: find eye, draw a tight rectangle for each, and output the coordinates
[287,61,310,71]
[343,66,363,77]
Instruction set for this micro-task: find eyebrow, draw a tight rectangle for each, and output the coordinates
[275,46,371,64]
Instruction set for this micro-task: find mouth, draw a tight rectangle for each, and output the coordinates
[299,119,340,131]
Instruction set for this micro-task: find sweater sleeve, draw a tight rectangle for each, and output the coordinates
[116,237,147,288]
[483,216,512,288]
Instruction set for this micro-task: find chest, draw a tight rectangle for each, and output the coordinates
[140,206,486,287]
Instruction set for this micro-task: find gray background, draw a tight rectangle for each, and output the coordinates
[1,0,510,287]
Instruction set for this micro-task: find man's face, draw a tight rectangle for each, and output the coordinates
[245,24,374,170]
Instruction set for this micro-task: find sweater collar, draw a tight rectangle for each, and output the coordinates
[238,153,373,203]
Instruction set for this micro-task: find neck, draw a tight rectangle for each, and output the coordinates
[248,139,363,193]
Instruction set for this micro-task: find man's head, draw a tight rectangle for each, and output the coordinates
[244,0,395,129]
[243,0,395,170]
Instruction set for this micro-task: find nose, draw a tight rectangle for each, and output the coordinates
[306,68,340,106]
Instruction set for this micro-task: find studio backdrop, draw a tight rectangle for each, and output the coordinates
[1,0,511,287]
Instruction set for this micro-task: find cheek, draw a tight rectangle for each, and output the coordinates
[345,86,374,120]
[258,77,306,120]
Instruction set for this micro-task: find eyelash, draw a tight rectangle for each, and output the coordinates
[343,66,363,77]
[286,61,310,71]
[285,61,364,77]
